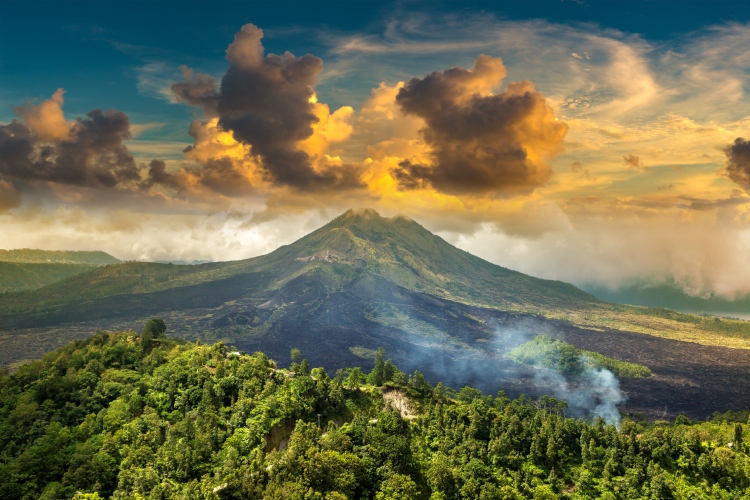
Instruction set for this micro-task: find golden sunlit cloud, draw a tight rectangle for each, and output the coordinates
[14,88,72,142]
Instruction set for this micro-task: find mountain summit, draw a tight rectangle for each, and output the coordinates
[271,207,595,310]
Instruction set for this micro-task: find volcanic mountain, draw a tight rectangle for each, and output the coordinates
[2,208,750,419]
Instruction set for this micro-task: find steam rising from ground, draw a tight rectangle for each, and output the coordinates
[493,321,625,426]
[381,313,625,426]
[528,355,624,426]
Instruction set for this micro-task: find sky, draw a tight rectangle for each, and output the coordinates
[1,0,750,299]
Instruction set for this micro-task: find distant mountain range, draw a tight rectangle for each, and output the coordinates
[1,209,749,419]
[584,282,750,318]
[0,249,120,265]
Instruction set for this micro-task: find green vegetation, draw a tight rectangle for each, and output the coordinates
[0,262,101,293]
[509,335,652,378]
[0,249,120,265]
[0,249,120,294]
[634,307,750,339]
[3,325,749,499]
[586,281,750,316]
[349,346,377,359]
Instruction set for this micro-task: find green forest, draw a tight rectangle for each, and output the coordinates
[1,322,748,499]
[0,250,120,265]
[0,250,120,293]
[509,335,652,378]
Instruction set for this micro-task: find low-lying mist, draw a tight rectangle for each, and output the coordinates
[383,318,626,427]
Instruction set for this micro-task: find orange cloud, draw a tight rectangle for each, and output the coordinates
[390,55,568,196]
[0,180,21,212]
[15,88,72,142]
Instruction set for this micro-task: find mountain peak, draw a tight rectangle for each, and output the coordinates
[336,208,416,225]
[339,208,382,220]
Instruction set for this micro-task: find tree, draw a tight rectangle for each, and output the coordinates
[369,348,386,386]
[674,414,690,426]
[735,423,743,448]
[376,473,419,500]
[299,359,311,376]
[141,319,166,353]
[290,348,301,362]
[142,318,166,338]
[346,368,363,389]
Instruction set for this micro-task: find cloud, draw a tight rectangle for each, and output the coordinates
[622,153,648,170]
[171,66,219,110]
[142,159,176,188]
[724,137,750,190]
[14,89,72,142]
[0,93,141,188]
[390,55,568,196]
[171,24,363,191]
[129,122,166,138]
[0,180,21,212]
[445,198,750,299]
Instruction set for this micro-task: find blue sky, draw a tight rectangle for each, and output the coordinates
[3,0,749,140]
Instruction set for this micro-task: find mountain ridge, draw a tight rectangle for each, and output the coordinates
[0,208,598,321]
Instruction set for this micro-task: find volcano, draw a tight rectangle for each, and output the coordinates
[2,208,750,420]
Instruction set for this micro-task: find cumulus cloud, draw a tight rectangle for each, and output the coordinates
[724,137,750,190]
[0,94,141,188]
[171,24,363,191]
[14,88,72,142]
[390,55,568,196]
[142,159,176,188]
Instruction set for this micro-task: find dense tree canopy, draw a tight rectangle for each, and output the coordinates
[0,324,748,499]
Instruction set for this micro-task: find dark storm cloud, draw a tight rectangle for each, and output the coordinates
[0,109,140,188]
[724,137,750,190]
[392,55,568,196]
[143,159,177,188]
[171,24,362,191]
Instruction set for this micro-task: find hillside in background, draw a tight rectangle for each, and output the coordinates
[0,262,102,293]
[0,249,120,265]
[1,209,750,420]
[585,281,750,318]
[0,250,121,293]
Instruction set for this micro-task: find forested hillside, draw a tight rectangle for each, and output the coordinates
[0,250,120,293]
[0,250,120,265]
[0,262,101,293]
[1,324,748,499]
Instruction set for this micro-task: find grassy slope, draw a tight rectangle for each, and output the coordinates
[0,262,101,293]
[509,334,652,378]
